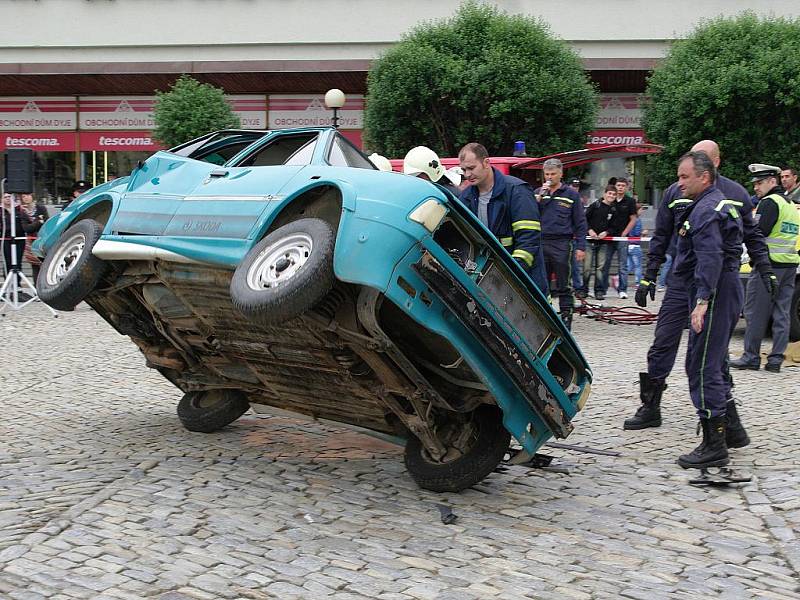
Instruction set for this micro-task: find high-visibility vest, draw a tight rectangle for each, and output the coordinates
[763,193,800,264]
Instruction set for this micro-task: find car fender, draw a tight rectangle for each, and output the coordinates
[32,188,123,257]
[248,174,434,292]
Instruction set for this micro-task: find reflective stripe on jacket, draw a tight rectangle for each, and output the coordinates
[762,193,800,264]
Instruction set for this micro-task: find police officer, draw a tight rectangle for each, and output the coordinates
[536,159,587,329]
[731,164,800,373]
[625,140,771,450]
[671,151,745,469]
[459,142,548,294]
[403,146,460,196]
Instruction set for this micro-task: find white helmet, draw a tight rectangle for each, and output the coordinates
[403,146,445,182]
[368,153,393,172]
[443,166,463,186]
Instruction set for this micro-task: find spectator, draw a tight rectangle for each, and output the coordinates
[65,180,90,208]
[626,203,645,289]
[1,193,28,290]
[600,176,637,298]
[582,185,617,300]
[569,178,587,297]
[781,167,800,204]
[20,192,49,283]
[656,253,673,291]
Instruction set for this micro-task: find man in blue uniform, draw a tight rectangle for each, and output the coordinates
[459,143,548,294]
[671,151,745,468]
[537,159,587,328]
[625,140,771,448]
[731,164,800,372]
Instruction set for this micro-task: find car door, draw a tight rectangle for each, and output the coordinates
[110,152,217,237]
[111,131,266,238]
[162,132,321,247]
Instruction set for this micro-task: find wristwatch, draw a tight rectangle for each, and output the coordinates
[696,298,709,306]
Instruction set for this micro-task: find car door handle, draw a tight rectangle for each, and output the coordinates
[209,169,228,178]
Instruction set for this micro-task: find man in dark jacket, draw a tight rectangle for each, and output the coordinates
[459,143,547,294]
[671,151,746,469]
[536,158,587,329]
[626,140,771,450]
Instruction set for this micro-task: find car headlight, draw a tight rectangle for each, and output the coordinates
[409,199,447,232]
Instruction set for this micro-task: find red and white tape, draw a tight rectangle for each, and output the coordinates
[587,236,652,242]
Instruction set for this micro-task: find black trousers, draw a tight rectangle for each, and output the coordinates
[2,239,26,282]
[543,237,574,314]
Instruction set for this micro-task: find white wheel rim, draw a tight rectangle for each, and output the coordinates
[246,233,313,290]
[46,232,86,286]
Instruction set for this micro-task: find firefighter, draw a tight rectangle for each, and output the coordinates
[403,146,460,196]
[731,164,800,373]
[670,151,745,469]
[458,142,548,294]
[625,140,771,451]
[536,158,587,329]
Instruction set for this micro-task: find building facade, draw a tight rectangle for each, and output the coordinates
[2,0,798,201]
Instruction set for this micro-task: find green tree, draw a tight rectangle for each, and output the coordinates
[364,2,597,157]
[643,13,800,187]
[153,75,240,147]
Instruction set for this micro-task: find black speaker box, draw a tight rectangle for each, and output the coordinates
[5,148,34,193]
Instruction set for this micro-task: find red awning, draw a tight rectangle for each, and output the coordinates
[513,143,662,170]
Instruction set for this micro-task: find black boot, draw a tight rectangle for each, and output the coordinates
[623,373,665,430]
[561,310,573,331]
[725,400,750,448]
[677,415,729,469]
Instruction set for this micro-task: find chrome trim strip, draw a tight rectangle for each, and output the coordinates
[92,240,201,264]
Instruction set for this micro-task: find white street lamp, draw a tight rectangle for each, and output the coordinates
[324,88,346,129]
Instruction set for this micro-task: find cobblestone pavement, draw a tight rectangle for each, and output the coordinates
[1,295,799,600]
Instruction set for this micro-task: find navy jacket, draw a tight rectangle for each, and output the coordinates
[460,168,548,292]
[537,183,587,251]
[645,175,769,280]
[672,185,744,300]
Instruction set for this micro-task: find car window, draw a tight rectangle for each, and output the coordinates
[327,135,376,169]
[238,133,319,167]
[170,132,266,164]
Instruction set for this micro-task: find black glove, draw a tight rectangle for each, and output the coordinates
[761,270,779,302]
[635,278,657,307]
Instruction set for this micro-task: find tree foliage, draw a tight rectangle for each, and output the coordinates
[364,2,597,157]
[153,75,240,148]
[643,13,800,187]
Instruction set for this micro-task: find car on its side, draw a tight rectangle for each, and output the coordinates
[33,127,592,492]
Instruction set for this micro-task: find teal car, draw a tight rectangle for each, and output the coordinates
[33,127,592,492]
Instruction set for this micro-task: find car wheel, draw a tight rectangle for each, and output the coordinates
[790,282,800,342]
[230,218,335,325]
[404,405,511,493]
[176,389,250,433]
[37,218,108,311]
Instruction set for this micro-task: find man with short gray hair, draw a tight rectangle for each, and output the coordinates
[536,157,587,329]
[672,151,745,469]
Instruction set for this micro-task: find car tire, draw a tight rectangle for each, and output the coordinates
[790,282,800,342]
[177,389,250,433]
[37,218,108,311]
[230,218,335,325]
[404,405,511,493]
